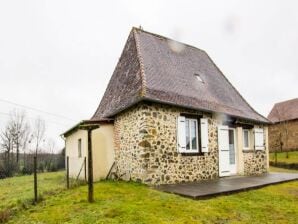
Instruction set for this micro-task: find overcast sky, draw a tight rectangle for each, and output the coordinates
[0,0,297,151]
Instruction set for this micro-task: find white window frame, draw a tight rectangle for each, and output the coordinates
[243,129,250,150]
[185,118,199,153]
[254,128,265,150]
[200,118,209,153]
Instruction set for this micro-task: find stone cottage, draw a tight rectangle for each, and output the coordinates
[63,27,269,185]
[268,98,298,152]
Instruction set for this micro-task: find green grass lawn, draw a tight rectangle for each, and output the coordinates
[270,151,298,164]
[270,166,298,173]
[0,171,65,222]
[0,171,296,224]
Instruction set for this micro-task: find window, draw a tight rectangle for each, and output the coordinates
[78,139,82,158]
[185,118,199,152]
[243,129,250,149]
[194,73,204,83]
[254,128,265,150]
[229,129,235,164]
[177,116,209,154]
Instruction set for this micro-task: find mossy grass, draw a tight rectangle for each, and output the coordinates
[270,151,298,164]
[0,172,297,223]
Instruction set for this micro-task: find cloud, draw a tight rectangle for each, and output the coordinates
[0,0,297,150]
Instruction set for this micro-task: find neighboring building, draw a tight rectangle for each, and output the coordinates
[63,27,269,185]
[268,98,298,152]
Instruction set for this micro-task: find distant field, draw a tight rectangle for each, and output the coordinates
[270,166,298,173]
[270,151,298,166]
[0,171,297,224]
[269,151,298,163]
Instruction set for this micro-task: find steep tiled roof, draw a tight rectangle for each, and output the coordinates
[268,98,298,123]
[92,27,268,123]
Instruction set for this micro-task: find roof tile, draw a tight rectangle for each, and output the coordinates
[268,98,298,122]
[92,28,268,123]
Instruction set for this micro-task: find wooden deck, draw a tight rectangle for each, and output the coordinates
[156,172,298,199]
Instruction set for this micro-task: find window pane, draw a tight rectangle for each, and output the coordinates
[190,120,197,150]
[244,131,249,148]
[229,130,235,164]
[78,139,82,158]
[185,120,190,150]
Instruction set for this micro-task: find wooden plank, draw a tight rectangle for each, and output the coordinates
[66,156,69,189]
[33,156,37,203]
[156,173,298,199]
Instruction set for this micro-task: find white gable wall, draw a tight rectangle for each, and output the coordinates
[65,130,88,180]
[65,123,115,181]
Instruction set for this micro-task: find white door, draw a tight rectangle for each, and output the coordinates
[228,129,237,175]
[218,125,230,177]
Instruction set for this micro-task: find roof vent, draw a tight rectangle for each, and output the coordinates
[194,73,204,83]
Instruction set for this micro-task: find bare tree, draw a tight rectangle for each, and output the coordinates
[22,124,31,172]
[0,124,15,177]
[31,117,46,157]
[9,110,30,164]
[44,138,56,171]
[0,112,59,177]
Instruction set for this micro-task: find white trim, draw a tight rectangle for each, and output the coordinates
[200,118,209,152]
[185,118,199,153]
[229,128,237,175]
[243,129,250,150]
[254,128,265,150]
[218,125,230,177]
[177,116,186,153]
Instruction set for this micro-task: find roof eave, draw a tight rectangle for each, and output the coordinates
[61,119,114,138]
[105,97,270,125]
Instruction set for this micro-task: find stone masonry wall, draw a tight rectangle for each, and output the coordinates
[243,125,268,175]
[114,102,268,185]
[268,120,298,152]
[243,151,267,175]
[114,102,219,185]
[113,104,149,182]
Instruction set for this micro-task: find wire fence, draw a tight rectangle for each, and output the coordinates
[66,156,87,188]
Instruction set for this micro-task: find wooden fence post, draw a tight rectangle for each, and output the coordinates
[66,156,69,189]
[33,156,38,203]
[84,157,87,182]
[87,129,94,203]
[78,123,99,203]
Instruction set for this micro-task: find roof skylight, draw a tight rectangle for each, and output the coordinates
[194,73,204,83]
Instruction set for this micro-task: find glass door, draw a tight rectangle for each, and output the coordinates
[228,129,237,174]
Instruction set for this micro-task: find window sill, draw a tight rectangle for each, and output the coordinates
[181,152,204,156]
[242,149,254,153]
[255,149,265,151]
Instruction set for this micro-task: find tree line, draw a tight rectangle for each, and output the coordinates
[0,109,65,179]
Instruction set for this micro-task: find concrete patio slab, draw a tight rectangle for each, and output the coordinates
[156,172,298,199]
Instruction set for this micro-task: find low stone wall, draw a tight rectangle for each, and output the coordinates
[243,150,267,175]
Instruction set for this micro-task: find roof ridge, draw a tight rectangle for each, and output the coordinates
[132,26,206,54]
[133,28,147,97]
[275,98,298,105]
[204,52,269,123]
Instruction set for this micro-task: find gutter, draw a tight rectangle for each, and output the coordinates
[106,97,270,125]
[61,119,113,138]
